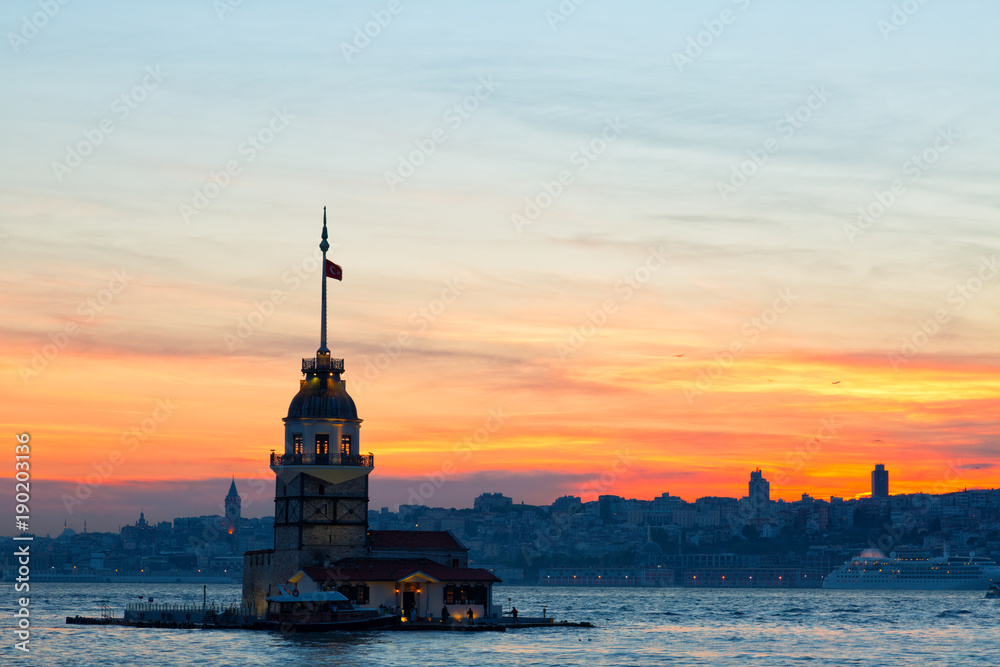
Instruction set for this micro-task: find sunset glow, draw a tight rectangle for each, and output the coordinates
[3,1,999,537]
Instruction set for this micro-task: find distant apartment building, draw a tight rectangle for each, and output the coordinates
[473,492,513,512]
[551,495,583,513]
[872,463,889,499]
[749,469,770,506]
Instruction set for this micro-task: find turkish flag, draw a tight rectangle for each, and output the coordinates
[325,260,342,281]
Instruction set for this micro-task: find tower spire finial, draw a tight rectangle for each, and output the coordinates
[319,207,330,354]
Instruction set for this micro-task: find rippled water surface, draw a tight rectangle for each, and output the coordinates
[3,583,1000,665]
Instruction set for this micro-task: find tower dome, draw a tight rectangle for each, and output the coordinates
[286,362,358,419]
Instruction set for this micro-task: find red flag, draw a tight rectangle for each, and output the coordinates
[325,259,342,281]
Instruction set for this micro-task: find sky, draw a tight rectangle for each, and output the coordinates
[2,0,999,536]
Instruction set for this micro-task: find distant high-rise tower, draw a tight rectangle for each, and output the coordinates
[871,463,889,499]
[749,468,770,506]
[225,477,242,536]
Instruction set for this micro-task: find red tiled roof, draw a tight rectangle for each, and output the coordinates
[303,558,501,584]
[367,530,468,552]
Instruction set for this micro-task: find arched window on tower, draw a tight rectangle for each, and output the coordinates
[341,434,352,459]
[293,434,303,456]
[316,434,329,457]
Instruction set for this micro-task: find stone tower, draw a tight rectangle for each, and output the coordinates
[225,477,241,538]
[267,209,373,589]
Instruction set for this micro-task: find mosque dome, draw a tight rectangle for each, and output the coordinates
[638,539,666,566]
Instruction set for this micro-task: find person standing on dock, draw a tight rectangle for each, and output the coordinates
[441,605,449,624]
[511,607,518,624]
[467,608,474,622]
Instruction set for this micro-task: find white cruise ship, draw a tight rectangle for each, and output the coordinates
[823,549,1000,590]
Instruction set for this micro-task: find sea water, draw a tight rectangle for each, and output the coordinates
[3,583,999,666]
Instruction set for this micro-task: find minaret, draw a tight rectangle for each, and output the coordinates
[225,477,242,537]
[267,209,373,596]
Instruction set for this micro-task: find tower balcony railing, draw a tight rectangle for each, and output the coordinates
[302,357,344,372]
[271,452,374,468]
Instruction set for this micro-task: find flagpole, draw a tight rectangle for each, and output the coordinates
[319,207,329,354]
